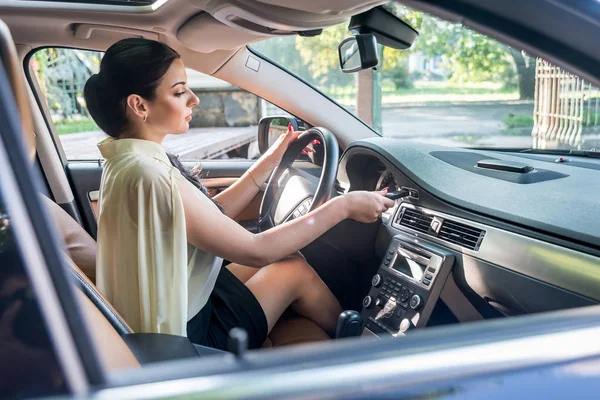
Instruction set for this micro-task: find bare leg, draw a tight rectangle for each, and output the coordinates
[243,256,342,336]
[226,251,305,283]
[226,263,260,283]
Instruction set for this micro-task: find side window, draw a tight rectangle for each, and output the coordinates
[0,195,67,397]
[30,48,284,161]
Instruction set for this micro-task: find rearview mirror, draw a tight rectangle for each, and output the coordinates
[338,34,379,73]
[348,6,418,50]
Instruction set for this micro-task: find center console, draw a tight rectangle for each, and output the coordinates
[361,234,454,337]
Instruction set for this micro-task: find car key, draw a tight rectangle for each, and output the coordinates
[385,188,410,200]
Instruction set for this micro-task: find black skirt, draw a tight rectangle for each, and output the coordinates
[186,266,268,351]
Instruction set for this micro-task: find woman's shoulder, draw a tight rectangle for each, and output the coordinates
[112,154,176,188]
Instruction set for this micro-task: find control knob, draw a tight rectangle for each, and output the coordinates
[409,294,422,310]
[371,274,382,287]
[399,318,415,333]
[362,295,373,309]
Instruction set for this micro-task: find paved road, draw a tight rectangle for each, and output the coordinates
[381,101,535,147]
[61,126,257,160]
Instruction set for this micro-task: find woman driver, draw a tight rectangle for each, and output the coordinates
[85,38,394,350]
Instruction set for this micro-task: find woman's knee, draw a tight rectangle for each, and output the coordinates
[278,256,320,292]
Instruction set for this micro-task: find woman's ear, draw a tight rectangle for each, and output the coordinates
[125,94,148,121]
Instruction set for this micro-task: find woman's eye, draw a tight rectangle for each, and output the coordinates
[174,91,186,97]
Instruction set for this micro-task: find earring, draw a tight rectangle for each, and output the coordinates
[143,115,147,122]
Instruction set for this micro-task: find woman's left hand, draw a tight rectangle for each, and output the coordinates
[262,123,317,169]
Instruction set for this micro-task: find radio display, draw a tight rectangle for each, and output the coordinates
[391,250,427,281]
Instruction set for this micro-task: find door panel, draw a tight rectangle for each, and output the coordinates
[66,160,264,239]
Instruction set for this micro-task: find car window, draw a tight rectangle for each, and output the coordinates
[0,193,67,398]
[250,5,600,152]
[30,48,287,161]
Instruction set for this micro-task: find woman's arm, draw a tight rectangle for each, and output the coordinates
[212,152,276,218]
[179,181,394,268]
[213,125,308,219]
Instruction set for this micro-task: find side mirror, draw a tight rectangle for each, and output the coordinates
[257,116,300,154]
[338,34,379,73]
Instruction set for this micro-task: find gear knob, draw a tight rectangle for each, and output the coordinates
[335,310,364,339]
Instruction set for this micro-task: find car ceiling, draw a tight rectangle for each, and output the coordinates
[0,0,386,74]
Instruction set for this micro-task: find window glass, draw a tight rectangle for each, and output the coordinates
[250,4,600,151]
[0,191,67,397]
[31,48,285,161]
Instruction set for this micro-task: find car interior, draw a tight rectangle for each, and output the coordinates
[0,0,599,385]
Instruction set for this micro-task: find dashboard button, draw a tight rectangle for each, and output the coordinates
[399,318,415,333]
[371,274,382,287]
[422,279,431,286]
[425,273,433,280]
[428,267,436,273]
[400,289,410,302]
[410,295,422,310]
[362,296,373,308]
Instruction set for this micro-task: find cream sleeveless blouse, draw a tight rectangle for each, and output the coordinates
[96,137,222,336]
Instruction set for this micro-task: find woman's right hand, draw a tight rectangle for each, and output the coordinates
[343,190,396,223]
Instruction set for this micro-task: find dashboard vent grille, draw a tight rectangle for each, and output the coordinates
[438,219,485,250]
[397,208,433,234]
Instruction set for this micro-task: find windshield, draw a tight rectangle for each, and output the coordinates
[250,4,600,152]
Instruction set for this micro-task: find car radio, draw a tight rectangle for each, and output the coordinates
[361,234,454,336]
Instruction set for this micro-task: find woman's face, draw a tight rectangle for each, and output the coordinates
[146,58,199,135]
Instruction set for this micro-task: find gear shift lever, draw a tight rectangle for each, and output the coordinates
[335,310,364,339]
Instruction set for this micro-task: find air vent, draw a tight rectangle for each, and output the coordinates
[397,208,433,234]
[438,219,485,250]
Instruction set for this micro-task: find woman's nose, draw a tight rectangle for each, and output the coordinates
[189,91,200,108]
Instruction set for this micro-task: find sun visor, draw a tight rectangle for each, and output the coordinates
[177,13,258,52]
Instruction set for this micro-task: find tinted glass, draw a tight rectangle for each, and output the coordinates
[0,193,67,398]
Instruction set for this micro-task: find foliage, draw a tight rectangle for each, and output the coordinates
[252,5,531,98]
[31,48,102,119]
[503,113,534,129]
[387,63,413,89]
[502,113,534,136]
[55,117,99,135]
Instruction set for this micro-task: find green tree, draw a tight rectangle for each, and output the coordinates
[293,24,354,89]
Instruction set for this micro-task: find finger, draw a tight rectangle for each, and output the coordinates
[301,149,308,155]
[302,146,315,153]
[291,130,303,141]
[312,139,321,145]
[383,198,395,208]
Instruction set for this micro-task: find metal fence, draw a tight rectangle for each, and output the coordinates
[532,58,600,149]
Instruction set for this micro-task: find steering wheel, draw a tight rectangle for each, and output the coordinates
[258,127,339,232]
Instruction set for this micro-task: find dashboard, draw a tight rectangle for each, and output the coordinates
[336,138,600,337]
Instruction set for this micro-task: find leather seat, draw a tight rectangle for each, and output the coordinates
[43,197,330,353]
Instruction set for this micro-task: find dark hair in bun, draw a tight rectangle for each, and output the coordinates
[85,38,222,210]
[84,38,180,138]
